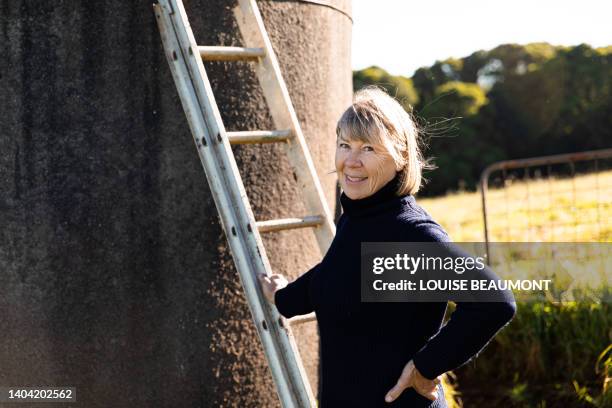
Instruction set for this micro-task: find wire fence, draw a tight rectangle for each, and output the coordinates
[479,149,612,284]
[480,148,612,243]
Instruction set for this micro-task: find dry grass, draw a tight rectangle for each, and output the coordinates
[418,170,612,243]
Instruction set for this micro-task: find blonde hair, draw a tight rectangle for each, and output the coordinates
[336,86,430,195]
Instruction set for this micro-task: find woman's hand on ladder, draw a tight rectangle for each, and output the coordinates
[258,273,288,305]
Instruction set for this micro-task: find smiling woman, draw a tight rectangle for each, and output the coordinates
[336,134,398,199]
[335,87,430,199]
[259,86,516,407]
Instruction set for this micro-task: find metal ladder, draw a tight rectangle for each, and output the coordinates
[153,0,336,406]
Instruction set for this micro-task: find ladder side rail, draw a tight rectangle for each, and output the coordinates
[155,3,316,407]
[234,0,336,254]
[154,6,304,406]
[152,8,293,404]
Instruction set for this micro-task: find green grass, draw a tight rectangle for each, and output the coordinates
[456,299,611,407]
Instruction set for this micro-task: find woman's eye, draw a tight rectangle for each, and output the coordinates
[339,143,350,149]
[363,146,374,152]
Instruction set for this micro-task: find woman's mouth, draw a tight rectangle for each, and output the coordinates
[345,175,367,184]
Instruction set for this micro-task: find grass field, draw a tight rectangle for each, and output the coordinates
[419,170,612,243]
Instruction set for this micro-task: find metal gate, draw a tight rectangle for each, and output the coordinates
[479,148,612,258]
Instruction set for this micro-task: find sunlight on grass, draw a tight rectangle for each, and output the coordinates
[419,170,612,243]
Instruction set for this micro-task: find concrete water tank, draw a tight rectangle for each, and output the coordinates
[0,0,351,406]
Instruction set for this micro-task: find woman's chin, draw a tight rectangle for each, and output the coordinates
[343,189,366,200]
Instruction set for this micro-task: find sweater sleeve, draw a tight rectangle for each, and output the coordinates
[274,263,320,318]
[409,221,517,380]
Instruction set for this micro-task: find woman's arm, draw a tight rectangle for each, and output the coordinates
[264,214,344,319]
[270,263,320,318]
[409,220,517,380]
[412,300,516,380]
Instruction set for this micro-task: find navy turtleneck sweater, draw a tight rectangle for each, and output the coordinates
[274,174,516,407]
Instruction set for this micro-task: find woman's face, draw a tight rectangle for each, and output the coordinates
[335,135,399,200]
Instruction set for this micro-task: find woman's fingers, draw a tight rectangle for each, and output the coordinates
[270,274,288,289]
[413,376,440,401]
[259,273,282,285]
[385,361,414,403]
[257,274,272,287]
[416,378,438,390]
[385,360,442,403]
[414,379,438,393]
[386,380,438,404]
[384,379,408,403]
[409,362,442,401]
[257,274,274,303]
[257,273,288,304]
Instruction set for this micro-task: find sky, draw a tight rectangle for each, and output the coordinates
[352,0,612,77]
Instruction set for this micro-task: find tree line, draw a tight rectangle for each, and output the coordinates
[353,43,612,196]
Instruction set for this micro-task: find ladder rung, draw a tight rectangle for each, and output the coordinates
[287,312,316,326]
[227,130,292,144]
[256,215,324,233]
[198,46,265,61]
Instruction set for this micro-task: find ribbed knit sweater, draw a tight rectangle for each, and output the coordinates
[275,174,517,407]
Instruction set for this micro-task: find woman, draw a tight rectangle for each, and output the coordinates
[258,87,516,407]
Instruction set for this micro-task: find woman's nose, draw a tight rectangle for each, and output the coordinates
[345,150,362,167]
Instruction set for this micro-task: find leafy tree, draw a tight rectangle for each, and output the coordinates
[421,82,493,194]
[353,42,612,196]
[353,66,419,109]
[428,81,488,118]
[412,58,463,108]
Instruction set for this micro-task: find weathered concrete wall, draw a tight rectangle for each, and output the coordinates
[0,0,351,407]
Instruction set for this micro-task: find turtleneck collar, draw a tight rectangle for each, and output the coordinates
[340,173,411,217]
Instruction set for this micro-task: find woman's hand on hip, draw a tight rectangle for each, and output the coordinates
[258,273,288,304]
[385,360,441,403]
